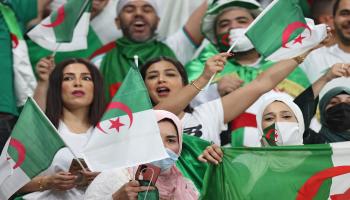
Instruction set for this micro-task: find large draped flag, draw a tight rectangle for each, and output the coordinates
[0,3,36,106]
[0,98,66,199]
[245,0,327,62]
[28,0,92,52]
[83,65,168,171]
[201,142,350,200]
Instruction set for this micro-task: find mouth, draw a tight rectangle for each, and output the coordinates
[156,86,170,97]
[132,20,147,32]
[72,90,85,97]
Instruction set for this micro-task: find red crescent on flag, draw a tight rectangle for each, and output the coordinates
[9,138,26,169]
[296,166,350,200]
[42,5,65,28]
[97,102,134,134]
[282,21,311,48]
[221,33,230,47]
[10,33,19,48]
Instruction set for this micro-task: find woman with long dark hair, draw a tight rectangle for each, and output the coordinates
[18,58,105,200]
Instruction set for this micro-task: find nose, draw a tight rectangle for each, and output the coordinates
[135,7,143,16]
[73,78,82,87]
[157,74,165,83]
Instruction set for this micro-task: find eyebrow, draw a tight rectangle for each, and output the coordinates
[63,72,91,76]
[263,112,274,117]
[218,16,250,24]
[147,68,177,74]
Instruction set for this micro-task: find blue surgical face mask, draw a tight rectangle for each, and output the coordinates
[151,148,178,172]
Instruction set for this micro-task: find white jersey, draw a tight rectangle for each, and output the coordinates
[300,44,350,83]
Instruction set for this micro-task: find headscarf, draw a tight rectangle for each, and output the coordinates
[201,0,262,44]
[318,78,350,142]
[153,110,198,200]
[116,0,159,16]
[256,92,305,145]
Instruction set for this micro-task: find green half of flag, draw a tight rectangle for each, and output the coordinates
[49,0,91,43]
[7,98,65,178]
[201,145,335,200]
[245,0,306,57]
[101,66,153,121]
[177,134,210,191]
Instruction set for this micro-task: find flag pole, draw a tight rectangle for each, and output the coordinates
[134,55,139,68]
[204,40,238,89]
[29,97,87,172]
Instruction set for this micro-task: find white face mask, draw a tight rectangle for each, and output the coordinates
[275,122,302,146]
[229,28,254,52]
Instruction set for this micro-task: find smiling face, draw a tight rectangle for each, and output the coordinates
[334,0,350,45]
[158,120,180,154]
[262,101,298,129]
[116,0,159,42]
[61,63,94,110]
[144,60,184,104]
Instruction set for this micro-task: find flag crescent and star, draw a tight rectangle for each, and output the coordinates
[282,21,311,48]
[97,102,134,134]
[297,166,350,200]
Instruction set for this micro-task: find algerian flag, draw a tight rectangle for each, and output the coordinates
[0,98,66,199]
[230,112,260,147]
[27,0,92,52]
[27,0,120,68]
[83,65,168,171]
[0,3,37,106]
[201,142,350,200]
[262,123,278,146]
[245,0,327,62]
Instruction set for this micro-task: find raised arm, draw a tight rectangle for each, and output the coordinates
[311,63,350,99]
[33,56,55,111]
[153,53,230,115]
[183,0,208,46]
[221,56,306,123]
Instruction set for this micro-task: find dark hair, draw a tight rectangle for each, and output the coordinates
[46,58,105,128]
[140,56,193,113]
[333,0,341,16]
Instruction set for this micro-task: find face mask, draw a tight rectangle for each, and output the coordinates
[263,122,302,146]
[216,28,254,53]
[150,148,178,172]
[325,103,350,132]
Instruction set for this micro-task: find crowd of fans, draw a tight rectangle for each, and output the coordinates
[1,0,350,199]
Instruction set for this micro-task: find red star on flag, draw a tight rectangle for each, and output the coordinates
[109,118,124,132]
[293,34,306,45]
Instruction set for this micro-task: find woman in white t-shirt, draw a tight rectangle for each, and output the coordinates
[17,58,106,200]
[140,47,320,145]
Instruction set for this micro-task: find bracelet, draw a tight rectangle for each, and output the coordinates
[293,55,306,65]
[191,79,203,91]
[38,177,45,191]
